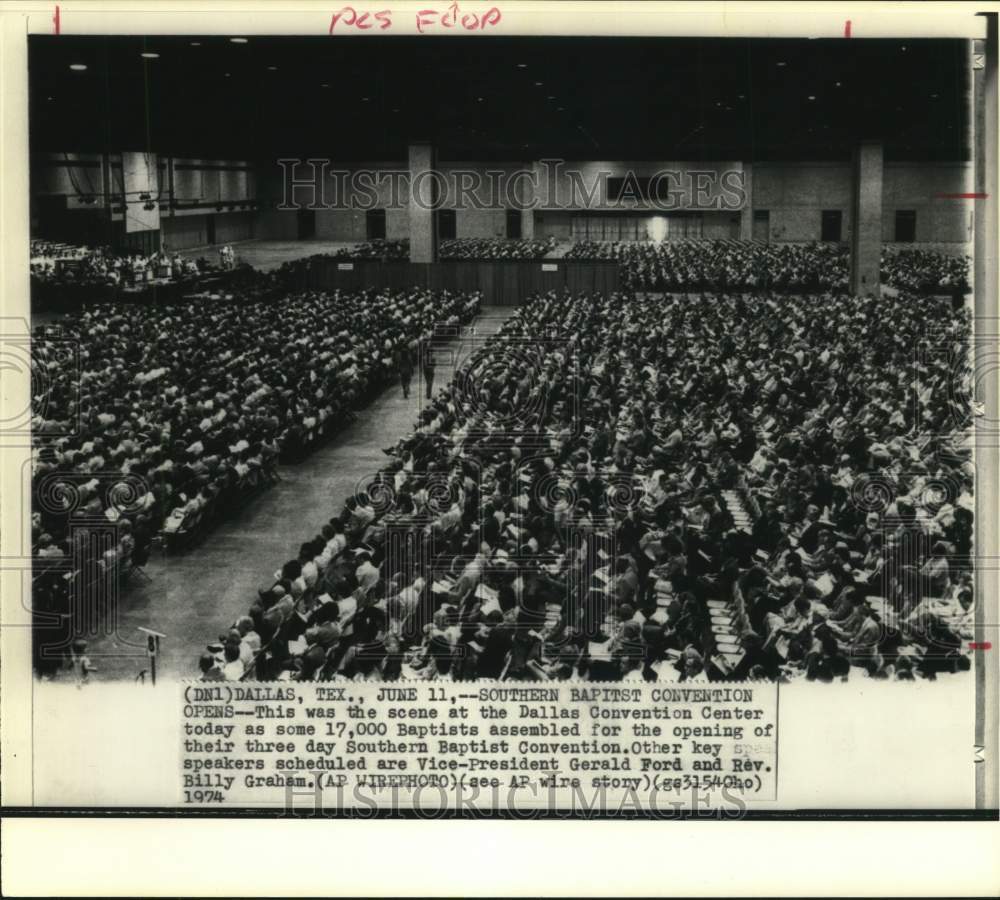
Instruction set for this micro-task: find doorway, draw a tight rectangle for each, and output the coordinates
[297,208,316,240]
[366,209,386,240]
[821,209,843,242]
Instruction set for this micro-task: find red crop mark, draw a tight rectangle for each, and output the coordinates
[53,4,60,34]
[969,642,992,651]
[844,19,851,38]
[935,192,988,199]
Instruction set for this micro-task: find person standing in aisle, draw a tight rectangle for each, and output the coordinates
[397,343,414,399]
[422,342,436,400]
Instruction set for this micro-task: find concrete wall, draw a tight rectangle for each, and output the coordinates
[881,162,974,243]
[162,215,208,250]
[32,153,107,209]
[161,211,256,250]
[751,161,972,244]
[33,153,259,245]
[251,157,974,246]
[214,211,256,244]
[534,160,746,212]
[34,154,255,204]
[258,159,527,243]
[256,208,299,241]
[752,163,853,242]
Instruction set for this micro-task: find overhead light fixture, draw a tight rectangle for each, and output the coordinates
[534,81,543,86]
[517,63,527,68]
[931,92,939,98]
[225,72,232,78]
[69,63,88,71]
[321,82,329,88]
[901,45,907,51]
[361,96,370,101]
[776,61,787,67]
[807,95,816,101]
[835,81,842,87]
[267,65,278,71]
[46,96,54,101]
[230,37,248,43]
[141,52,159,59]
[190,41,202,46]
[477,96,484,102]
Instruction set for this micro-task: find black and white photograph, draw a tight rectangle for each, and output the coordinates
[24,32,984,687]
[2,2,999,895]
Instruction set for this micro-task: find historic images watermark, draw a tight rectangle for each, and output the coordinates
[276,159,748,212]
[281,772,751,819]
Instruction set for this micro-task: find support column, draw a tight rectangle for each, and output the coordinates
[518,162,541,241]
[739,162,754,240]
[408,142,436,263]
[520,208,534,239]
[850,141,883,297]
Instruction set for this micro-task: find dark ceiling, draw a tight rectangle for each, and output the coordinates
[28,35,971,162]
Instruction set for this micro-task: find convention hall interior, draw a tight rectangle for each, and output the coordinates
[27,34,981,685]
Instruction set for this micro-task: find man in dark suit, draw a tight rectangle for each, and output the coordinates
[422,344,436,400]
[396,344,414,399]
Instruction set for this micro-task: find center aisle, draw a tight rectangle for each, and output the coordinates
[88,304,517,680]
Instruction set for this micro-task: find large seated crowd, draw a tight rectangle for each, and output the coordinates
[563,239,970,295]
[30,285,481,674]
[439,237,557,260]
[200,285,975,684]
[881,247,971,293]
[564,240,851,292]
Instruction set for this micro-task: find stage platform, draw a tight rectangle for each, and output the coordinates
[179,239,362,273]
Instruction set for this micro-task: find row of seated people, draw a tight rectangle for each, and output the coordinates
[31,244,209,287]
[563,239,970,295]
[201,286,974,684]
[335,239,409,259]
[30,287,482,673]
[438,238,557,260]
